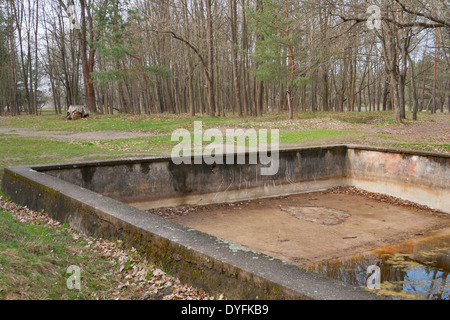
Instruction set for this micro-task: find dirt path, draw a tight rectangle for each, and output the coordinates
[0,127,159,141]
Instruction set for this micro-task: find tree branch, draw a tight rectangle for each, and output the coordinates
[337,11,448,30]
[151,29,210,81]
[393,0,450,29]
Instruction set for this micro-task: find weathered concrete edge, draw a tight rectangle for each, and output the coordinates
[1,165,384,300]
[25,144,449,173]
[346,144,450,158]
[27,145,349,171]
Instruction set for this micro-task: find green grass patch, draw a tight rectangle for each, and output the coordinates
[280,129,354,143]
[0,209,122,299]
[0,134,184,183]
[0,127,355,175]
[1,113,265,134]
[94,135,176,153]
[166,129,353,150]
[361,134,404,142]
[0,189,11,201]
[0,135,118,170]
[0,111,362,134]
[0,114,193,134]
[1,111,447,174]
[1,110,447,134]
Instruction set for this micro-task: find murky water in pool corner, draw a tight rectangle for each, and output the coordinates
[305,229,450,300]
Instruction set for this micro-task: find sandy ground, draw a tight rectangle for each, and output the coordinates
[161,191,450,267]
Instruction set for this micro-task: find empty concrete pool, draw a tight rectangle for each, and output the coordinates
[2,145,449,300]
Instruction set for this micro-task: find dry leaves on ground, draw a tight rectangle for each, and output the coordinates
[0,196,222,300]
[326,186,446,215]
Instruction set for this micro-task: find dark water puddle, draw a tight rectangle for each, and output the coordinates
[305,229,450,300]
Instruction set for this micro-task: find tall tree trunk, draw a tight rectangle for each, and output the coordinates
[206,0,216,117]
[14,2,30,114]
[322,67,329,112]
[432,28,438,114]
[254,0,264,117]
[407,55,419,121]
[33,0,39,115]
[284,0,294,119]
[391,73,402,123]
[7,1,18,116]
[79,0,96,112]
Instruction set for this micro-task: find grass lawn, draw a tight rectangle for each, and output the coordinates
[0,111,361,175]
[1,110,447,174]
[0,197,213,300]
[0,208,115,300]
[0,109,448,300]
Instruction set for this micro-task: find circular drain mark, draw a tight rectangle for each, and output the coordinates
[280,206,351,226]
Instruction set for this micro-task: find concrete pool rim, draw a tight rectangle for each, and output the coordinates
[2,144,449,300]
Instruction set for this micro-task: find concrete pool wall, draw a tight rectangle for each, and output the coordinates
[346,146,449,213]
[37,145,349,209]
[2,145,449,300]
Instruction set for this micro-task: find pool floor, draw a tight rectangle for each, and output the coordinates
[134,190,450,300]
